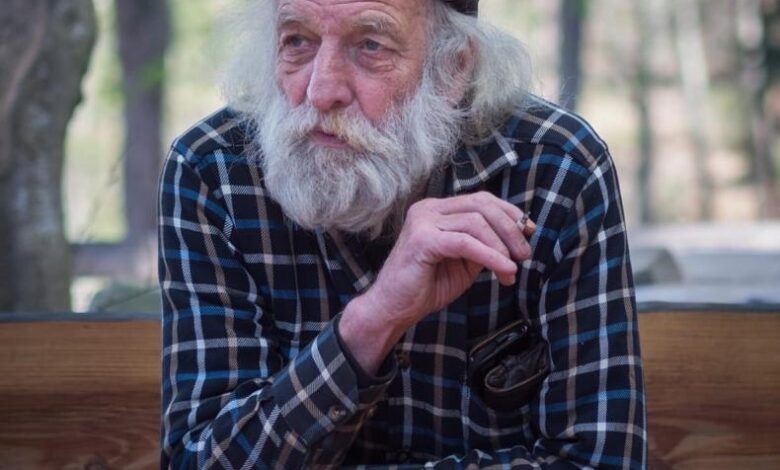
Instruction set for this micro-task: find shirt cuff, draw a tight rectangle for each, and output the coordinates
[270,316,394,448]
[334,313,397,389]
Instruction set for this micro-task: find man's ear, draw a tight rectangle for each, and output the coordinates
[446,39,476,105]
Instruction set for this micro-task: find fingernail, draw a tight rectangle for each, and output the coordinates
[518,240,530,256]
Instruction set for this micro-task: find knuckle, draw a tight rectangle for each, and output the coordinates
[476,191,495,204]
[465,212,488,228]
[408,198,434,217]
[451,234,470,252]
[407,224,431,246]
[501,213,519,232]
[406,203,425,222]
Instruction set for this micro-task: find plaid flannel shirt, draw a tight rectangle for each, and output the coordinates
[159,96,647,469]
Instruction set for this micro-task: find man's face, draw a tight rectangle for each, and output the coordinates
[275,0,430,143]
[258,0,461,237]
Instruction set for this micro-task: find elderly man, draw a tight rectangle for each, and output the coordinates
[159,0,646,468]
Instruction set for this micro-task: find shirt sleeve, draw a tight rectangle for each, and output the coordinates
[159,147,394,469]
[526,153,647,469]
[350,151,646,470]
[335,315,398,389]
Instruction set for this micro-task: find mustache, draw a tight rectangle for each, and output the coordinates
[283,104,396,153]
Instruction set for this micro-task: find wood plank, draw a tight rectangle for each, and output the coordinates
[0,392,159,470]
[0,312,778,469]
[0,311,159,323]
[0,320,160,469]
[639,311,780,470]
[0,320,159,396]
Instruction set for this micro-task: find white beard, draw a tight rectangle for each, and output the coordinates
[251,72,463,238]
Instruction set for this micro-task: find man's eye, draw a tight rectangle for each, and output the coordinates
[284,35,306,48]
[361,39,381,52]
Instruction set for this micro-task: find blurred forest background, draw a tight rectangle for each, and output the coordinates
[2,0,780,313]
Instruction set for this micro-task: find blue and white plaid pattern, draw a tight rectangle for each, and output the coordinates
[159,96,647,469]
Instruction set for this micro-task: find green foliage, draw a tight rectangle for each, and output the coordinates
[93,0,123,108]
[65,0,222,244]
[64,0,125,243]
[59,0,780,310]
[141,59,166,91]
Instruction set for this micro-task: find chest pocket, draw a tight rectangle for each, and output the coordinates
[460,276,539,451]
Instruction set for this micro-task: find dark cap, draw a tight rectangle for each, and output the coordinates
[441,0,479,16]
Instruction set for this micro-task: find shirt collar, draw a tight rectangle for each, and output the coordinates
[451,115,524,194]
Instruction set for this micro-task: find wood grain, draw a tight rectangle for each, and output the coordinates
[0,320,160,469]
[640,312,780,470]
[0,312,778,469]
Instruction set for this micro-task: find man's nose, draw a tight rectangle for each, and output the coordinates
[307,43,353,113]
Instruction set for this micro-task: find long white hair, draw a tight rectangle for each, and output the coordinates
[219,0,533,236]
[221,0,533,143]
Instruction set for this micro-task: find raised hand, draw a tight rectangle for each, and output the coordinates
[340,192,535,375]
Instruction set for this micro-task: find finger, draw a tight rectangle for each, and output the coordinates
[459,258,516,286]
[435,192,536,235]
[434,194,533,260]
[483,198,537,237]
[514,212,537,238]
[429,230,518,282]
[489,205,533,259]
[435,192,517,217]
[517,213,537,237]
[436,212,511,259]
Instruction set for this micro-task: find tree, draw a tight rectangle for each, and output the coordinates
[632,0,657,224]
[738,0,780,217]
[672,0,716,220]
[559,0,587,110]
[115,0,170,244]
[0,0,96,311]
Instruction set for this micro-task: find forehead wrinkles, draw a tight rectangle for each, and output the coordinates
[275,0,423,34]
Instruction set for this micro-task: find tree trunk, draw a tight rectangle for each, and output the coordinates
[559,0,587,110]
[115,0,170,244]
[0,0,96,311]
[736,0,780,218]
[757,0,780,216]
[672,0,715,220]
[632,0,656,225]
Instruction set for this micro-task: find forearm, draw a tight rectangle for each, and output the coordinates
[164,319,389,469]
[339,292,410,375]
[159,150,397,468]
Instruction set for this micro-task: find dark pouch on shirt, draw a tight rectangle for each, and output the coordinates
[467,319,550,411]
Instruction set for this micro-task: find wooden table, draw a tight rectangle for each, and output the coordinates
[0,313,159,469]
[0,307,778,469]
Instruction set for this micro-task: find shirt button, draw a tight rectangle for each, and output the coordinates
[327,405,348,423]
[366,407,376,418]
[398,448,411,463]
[396,350,411,370]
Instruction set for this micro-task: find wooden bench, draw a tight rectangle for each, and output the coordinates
[0,313,160,469]
[1,308,778,469]
[640,304,780,469]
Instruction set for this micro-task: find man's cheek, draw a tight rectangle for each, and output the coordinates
[277,70,310,107]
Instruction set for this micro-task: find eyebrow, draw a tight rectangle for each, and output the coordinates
[276,9,307,29]
[275,9,403,41]
[350,15,403,40]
